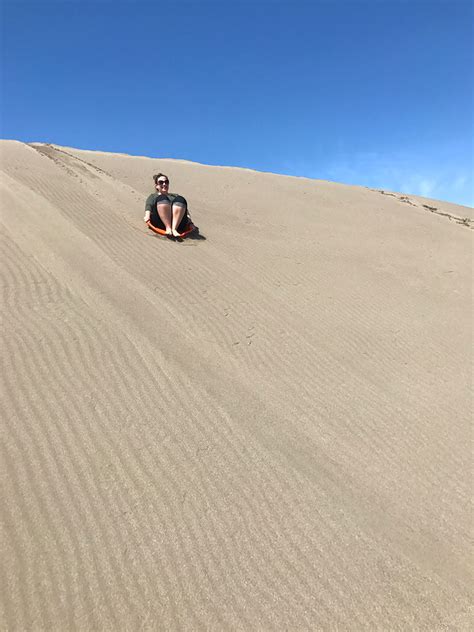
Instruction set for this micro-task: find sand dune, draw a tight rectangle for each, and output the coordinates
[0,140,472,630]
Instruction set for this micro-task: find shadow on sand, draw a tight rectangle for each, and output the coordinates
[183,228,206,242]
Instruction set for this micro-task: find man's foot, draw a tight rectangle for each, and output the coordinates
[165,227,172,235]
[171,228,182,238]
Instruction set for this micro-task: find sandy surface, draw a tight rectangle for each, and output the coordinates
[1,140,472,630]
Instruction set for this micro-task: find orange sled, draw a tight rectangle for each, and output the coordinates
[146,220,196,238]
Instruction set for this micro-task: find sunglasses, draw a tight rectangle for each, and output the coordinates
[157,179,169,185]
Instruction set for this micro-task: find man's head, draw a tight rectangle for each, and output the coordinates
[153,173,169,192]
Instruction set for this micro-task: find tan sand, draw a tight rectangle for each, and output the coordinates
[0,140,472,630]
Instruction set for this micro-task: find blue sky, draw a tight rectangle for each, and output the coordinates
[1,0,473,206]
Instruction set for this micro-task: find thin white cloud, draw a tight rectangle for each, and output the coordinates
[453,175,467,190]
[278,151,473,207]
[318,151,472,206]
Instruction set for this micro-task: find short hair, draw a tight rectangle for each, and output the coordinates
[153,173,169,185]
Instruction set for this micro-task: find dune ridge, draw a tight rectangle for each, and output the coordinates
[1,140,472,630]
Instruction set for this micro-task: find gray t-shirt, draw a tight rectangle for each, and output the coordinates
[145,192,182,212]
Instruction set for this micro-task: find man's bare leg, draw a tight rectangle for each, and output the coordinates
[157,202,172,234]
[171,203,186,237]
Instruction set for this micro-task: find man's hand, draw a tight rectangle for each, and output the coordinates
[144,212,151,223]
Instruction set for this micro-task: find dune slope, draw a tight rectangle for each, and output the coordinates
[1,140,472,630]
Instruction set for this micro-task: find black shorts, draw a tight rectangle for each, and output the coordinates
[150,196,190,231]
[156,194,187,207]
